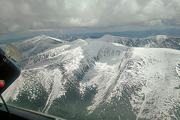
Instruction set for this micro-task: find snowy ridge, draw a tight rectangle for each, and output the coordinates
[19,35,64,44]
[88,34,180,50]
[3,36,180,120]
[13,35,65,57]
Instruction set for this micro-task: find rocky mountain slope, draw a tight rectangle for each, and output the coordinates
[3,35,180,120]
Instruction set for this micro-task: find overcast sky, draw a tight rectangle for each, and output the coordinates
[0,0,180,33]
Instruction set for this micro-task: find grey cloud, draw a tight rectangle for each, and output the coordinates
[0,0,180,32]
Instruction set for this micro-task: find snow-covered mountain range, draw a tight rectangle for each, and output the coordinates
[3,35,180,120]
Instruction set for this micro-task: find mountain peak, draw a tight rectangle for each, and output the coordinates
[28,35,65,43]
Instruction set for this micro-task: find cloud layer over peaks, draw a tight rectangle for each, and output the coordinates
[0,0,180,32]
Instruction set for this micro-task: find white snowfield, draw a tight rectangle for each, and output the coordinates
[3,35,180,120]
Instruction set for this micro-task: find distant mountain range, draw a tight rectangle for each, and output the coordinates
[0,28,180,43]
[2,34,180,120]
